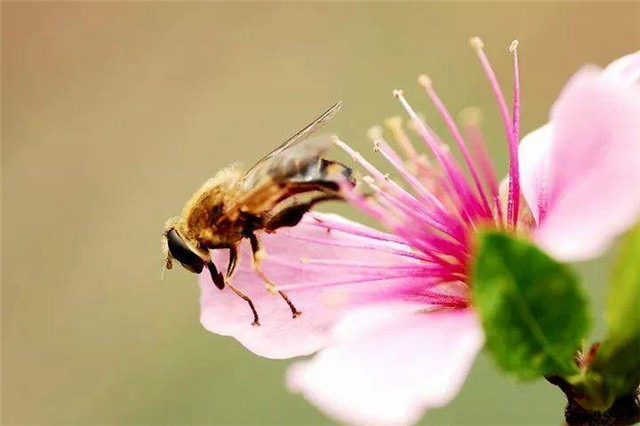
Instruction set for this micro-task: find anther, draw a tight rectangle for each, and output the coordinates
[470,36,485,50]
[459,107,483,126]
[373,140,381,152]
[509,39,519,53]
[384,116,403,130]
[367,125,383,141]
[393,90,420,122]
[406,118,419,132]
[299,256,310,264]
[418,74,432,89]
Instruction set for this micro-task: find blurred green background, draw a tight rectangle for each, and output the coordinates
[2,2,638,425]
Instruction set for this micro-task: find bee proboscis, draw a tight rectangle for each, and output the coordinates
[162,102,353,325]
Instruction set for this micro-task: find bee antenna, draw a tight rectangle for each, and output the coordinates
[160,256,172,282]
[160,261,167,282]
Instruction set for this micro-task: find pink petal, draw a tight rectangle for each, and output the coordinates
[603,51,640,86]
[518,124,552,224]
[532,67,640,261]
[199,213,433,359]
[518,54,640,261]
[287,306,483,426]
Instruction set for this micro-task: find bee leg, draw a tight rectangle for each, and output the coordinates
[226,245,239,279]
[226,281,260,327]
[248,233,302,319]
[275,288,302,319]
[207,251,259,326]
[206,261,226,290]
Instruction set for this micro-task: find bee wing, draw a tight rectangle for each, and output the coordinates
[241,101,342,190]
[231,134,335,216]
[232,158,351,228]
[240,134,335,191]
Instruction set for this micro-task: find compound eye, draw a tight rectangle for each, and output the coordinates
[166,228,204,274]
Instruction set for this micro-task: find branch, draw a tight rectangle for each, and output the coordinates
[547,376,640,426]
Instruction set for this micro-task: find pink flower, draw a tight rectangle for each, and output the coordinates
[520,51,640,260]
[199,42,639,426]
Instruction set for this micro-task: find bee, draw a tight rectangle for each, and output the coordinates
[162,102,353,326]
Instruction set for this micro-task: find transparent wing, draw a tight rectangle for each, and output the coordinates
[232,156,350,223]
[239,134,336,197]
[241,101,342,189]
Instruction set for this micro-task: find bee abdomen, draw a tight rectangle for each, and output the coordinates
[288,158,354,190]
[262,159,354,232]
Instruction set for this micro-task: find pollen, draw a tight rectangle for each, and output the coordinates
[470,36,485,50]
[367,125,383,141]
[384,116,403,131]
[459,107,483,126]
[509,39,519,53]
[417,74,432,89]
[405,118,419,132]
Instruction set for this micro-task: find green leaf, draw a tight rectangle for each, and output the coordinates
[592,225,640,399]
[472,231,591,380]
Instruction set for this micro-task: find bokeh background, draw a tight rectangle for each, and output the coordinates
[2,2,639,425]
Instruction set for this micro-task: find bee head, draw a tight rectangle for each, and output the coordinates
[164,227,205,274]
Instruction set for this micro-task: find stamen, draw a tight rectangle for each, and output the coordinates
[372,136,449,214]
[339,177,432,243]
[280,229,431,262]
[300,258,424,268]
[366,132,469,242]
[410,154,441,190]
[343,181,462,267]
[459,106,482,125]
[358,176,443,243]
[298,258,454,276]
[417,74,432,89]
[418,74,492,217]
[405,123,463,209]
[394,89,441,155]
[470,36,484,50]
[342,183,404,232]
[387,117,437,183]
[373,202,465,268]
[307,212,408,245]
[385,116,419,159]
[416,289,469,308]
[275,271,444,292]
[470,36,520,228]
[304,258,467,280]
[394,90,488,223]
[367,125,383,141]
[509,39,521,227]
[365,175,467,248]
[336,138,455,230]
[335,139,393,185]
[459,107,503,224]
